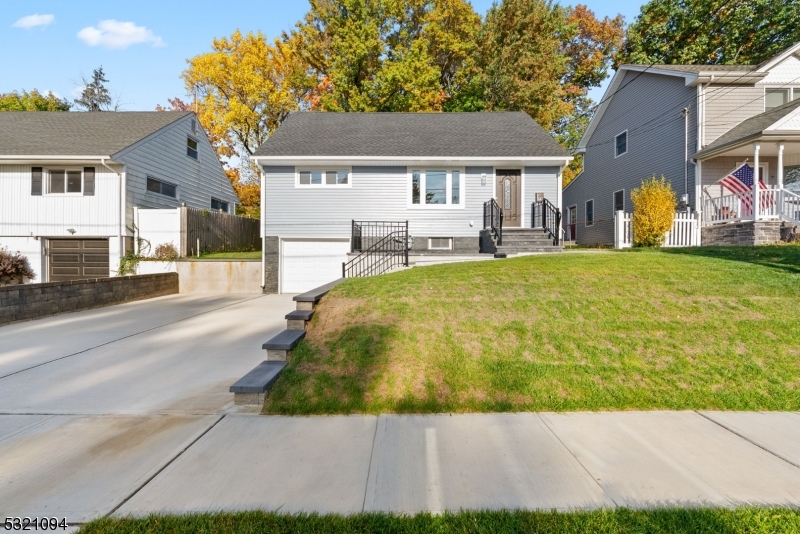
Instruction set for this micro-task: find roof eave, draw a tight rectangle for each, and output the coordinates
[688,72,767,86]
[252,155,572,164]
[0,155,113,161]
[694,131,800,160]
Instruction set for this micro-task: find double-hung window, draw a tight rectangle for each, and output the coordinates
[44,167,95,196]
[615,131,628,157]
[297,169,350,187]
[410,170,463,207]
[187,137,199,160]
[613,190,624,212]
[585,199,594,227]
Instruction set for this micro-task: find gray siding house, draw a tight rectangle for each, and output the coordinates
[252,112,571,293]
[0,111,238,281]
[564,41,800,245]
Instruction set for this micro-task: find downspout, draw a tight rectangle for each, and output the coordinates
[683,107,689,202]
[101,158,125,270]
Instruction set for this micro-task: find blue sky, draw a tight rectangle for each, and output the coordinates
[1,0,644,111]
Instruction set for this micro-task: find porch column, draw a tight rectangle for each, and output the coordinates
[753,143,760,220]
[777,143,785,189]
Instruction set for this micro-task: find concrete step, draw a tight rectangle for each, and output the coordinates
[229,361,287,405]
[286,309,314,330]
[499,238,557,246]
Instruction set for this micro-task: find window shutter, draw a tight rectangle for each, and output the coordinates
[83,167,95,196]
[31,167,42,196]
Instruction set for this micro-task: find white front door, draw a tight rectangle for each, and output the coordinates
[281,239,350,293]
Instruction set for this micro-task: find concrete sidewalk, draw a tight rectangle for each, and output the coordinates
[115,411,800,516]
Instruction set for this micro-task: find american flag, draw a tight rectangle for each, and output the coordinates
[718,163,773,215]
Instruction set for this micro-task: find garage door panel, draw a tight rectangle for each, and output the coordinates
[282,239,349,294]
[48,239,109,282]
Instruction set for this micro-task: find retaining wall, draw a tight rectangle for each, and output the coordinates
[701,221,785,246]
[0,273,178,326]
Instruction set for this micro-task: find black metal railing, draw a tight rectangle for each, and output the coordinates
[483,198,503,246]
[532,198,561,245]
[343,221,409,278]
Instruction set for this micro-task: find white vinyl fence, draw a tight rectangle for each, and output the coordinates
[614,211,700,249]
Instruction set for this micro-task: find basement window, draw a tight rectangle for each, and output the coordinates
[428,237,453,250]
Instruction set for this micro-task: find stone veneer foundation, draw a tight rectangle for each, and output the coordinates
[701,220,789,246]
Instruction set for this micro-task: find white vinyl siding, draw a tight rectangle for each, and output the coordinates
[704,85,764,145]
[0,164,121,237]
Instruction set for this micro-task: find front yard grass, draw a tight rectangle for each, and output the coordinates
[264,246,800,415]
[80,508,800,533]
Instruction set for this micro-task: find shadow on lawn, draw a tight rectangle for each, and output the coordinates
[660,245,800,276]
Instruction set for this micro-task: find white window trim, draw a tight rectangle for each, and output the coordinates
[44,167,84,196]
[585,198,595,227]
[146,175,179,199]
[613,188,625,213]
[428,237,453,250]
[567,204,578,240]
[614,130,628,158]
[187,136,199,161]
[407,168,465,209]
[295,167,353,188]
[763,86,798,111]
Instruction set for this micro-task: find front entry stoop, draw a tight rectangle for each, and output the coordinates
[229,279,344,405]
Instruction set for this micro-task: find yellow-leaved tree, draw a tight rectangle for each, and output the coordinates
[178,31,313,217]
[630,176,677,247]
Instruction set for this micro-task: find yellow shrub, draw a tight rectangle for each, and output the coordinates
[631,176,677,247]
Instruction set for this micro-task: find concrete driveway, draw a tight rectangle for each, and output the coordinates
[0,293,293,524]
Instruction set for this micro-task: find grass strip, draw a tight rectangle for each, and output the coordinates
[81,508,800,533]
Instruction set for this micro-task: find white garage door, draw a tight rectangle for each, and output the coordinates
[281,239,351,293]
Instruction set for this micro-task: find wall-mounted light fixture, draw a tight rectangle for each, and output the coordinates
[67,228,76,235]
[481,173,487,186]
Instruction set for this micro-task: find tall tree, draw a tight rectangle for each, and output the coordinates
[0,89,71,111]
[618,0,800,66]
[474,1,623,184]
[74,67,118,111]
[292,0,481,112]
[182,30,313,157]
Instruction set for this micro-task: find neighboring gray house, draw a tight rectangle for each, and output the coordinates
[0,111,238,282]
[252,112,571,293]
[564,41,800,245]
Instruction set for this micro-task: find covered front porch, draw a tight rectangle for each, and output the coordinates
[695,99,800,242]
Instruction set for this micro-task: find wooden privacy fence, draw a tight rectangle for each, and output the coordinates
[614,211,700,249]
[181,207,260,256]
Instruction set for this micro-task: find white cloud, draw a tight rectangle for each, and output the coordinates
[77,20,164,49]
[13,14,54,29]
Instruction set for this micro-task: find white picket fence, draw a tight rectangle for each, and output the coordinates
[614,211,701,249]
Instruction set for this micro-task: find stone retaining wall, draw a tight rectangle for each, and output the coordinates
[0,273,178,326]
[701,221,785,246]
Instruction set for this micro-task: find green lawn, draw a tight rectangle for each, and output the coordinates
[264,246,800,414]
[197,251,261,260]
[79,509,800,534]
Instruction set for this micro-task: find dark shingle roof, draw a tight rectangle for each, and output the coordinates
[695,99,800,158]
[254,112,569,158]
[0,111,191,156]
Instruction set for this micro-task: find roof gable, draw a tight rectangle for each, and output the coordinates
[253,112,569,159]
[0,111,192,157]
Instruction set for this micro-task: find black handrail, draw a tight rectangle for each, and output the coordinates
[532,198,561,245]
[483,198,503,246]
[343,221,409,278]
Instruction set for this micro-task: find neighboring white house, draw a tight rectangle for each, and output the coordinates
[0,111,238,282]
[251,112,572,293]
